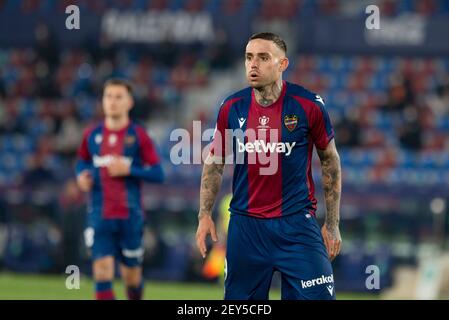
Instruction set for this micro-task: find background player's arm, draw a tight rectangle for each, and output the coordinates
[107,156,164,183]
[129,164,164,183]
[76,167,93,192]
[107,127,164,183]
[75,129,94,192]
[196,153,225,258]
[316,139,342,261]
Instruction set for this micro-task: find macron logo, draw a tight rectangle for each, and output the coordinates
[315,95,325,105]
[238,118,246,128]
[237,140,295,156]
[301,275,334,293]
[327,285,334,296]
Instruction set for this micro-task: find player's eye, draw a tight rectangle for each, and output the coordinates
[261,56,269,61]
[246,55,252,61]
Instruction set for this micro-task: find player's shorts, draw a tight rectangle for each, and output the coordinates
[84,214,144,267]
[224,211,336,300]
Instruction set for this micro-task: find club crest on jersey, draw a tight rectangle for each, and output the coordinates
[125,135,136,145]
[284,115,298,132]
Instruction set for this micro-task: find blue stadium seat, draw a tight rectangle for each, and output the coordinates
[205,0,223,14]
[38,0,55,13]
[441,152,449,167]
[396,150,416,168]
[1,136,15,152]
[76,98,97,121]
[11,135,31,152]
[1,152,17,170]
[19,99,37,119]
[398,0,414,13]
[152,67,170,85]
[316,56,333,73]
[170,0,184,10]
[417,153,439,169]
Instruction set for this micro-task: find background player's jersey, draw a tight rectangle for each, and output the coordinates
[211,81,334,218]
[77,121,160,219]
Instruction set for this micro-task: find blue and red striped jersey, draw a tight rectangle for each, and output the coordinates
[76,121,161,219]
[211,81,334,218]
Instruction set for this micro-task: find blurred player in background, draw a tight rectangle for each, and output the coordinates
[196,32,342,300]
[75,79,164,300]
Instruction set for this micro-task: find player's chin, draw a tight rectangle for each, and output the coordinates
[104,108,121,116]
[247,78,263,88]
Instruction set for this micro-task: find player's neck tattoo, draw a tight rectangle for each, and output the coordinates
[254,80,283,107]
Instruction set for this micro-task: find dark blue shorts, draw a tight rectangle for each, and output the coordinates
[224,212,335,300]
[84,215,144,267]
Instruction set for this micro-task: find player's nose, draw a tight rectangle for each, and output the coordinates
[249,58,259,69]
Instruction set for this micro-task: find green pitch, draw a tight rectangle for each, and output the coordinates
[0,272,377,300]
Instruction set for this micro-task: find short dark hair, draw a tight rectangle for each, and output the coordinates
[103,78,133,95]
[248,32,287,54]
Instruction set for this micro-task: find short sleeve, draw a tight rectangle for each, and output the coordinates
[210,102,230,158]
[77,128,92,161]
[309,99,334,150]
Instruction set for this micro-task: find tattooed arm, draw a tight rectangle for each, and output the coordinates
[316,139,342,261]
[196,153,225,258]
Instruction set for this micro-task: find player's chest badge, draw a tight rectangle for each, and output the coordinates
[125,135,136,145]
[108,134,118,146]
[284,115,298,132]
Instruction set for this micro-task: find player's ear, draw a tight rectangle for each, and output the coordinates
[280,57,289,72]
[128,95,134,110]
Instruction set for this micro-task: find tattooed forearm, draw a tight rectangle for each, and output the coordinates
[316,140,341,230]
[199,154,225,219]
[254,78,283,106]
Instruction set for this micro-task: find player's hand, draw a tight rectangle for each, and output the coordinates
[76,170,93,192]
[196,214,218,259]
[107,156,131,177]
[321,225,342,262]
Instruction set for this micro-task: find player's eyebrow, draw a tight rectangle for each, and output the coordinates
[245,52,272,58]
